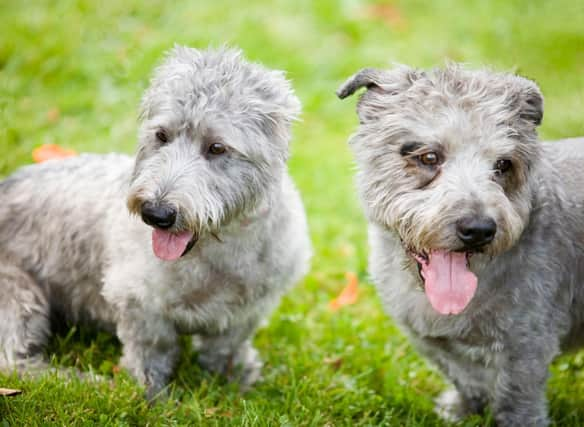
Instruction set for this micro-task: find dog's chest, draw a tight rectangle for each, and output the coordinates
[405,306,506,367]
[154,253,275,334]
[432,329,504,364]
[382,269,508,365]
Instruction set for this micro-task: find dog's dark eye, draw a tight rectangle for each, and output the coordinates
[208,143,226,155]
[155,129,169,144]
[494,159,512,174]
[419,152,439,166]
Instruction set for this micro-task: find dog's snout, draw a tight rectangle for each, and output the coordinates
[456,216,497,248]
[140,202,177,229]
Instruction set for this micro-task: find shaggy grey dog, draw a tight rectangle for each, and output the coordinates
[338,64,584,426]
[0,46,311,399]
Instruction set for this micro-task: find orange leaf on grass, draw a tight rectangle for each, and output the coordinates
[46,107,60,124]
[32,144,77,163]
[329,272,359,311]
[204,407,219,417]
[204,407,232,418]
[324,356,343,370]
[363,4,408,31]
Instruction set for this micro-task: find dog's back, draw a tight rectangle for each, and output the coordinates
[544,137,584,193]
[541,137,584,348]
[0,154,132,324]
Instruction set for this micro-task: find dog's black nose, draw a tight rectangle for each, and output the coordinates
[141,202,176,229]
[456,216,497,248]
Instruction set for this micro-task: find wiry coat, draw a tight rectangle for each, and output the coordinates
[0,47,311,399]
[338,64,584,426]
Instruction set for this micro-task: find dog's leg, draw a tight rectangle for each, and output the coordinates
[413,338,490,421]
[195,317,262,389]
[492,341,553,427]
[117,310,179,400]
[0,257,51,376]
[434,377,489,422]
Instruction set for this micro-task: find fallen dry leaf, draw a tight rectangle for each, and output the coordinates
[363,3,408,31]
[204,406,233,418]
[32,144,78,163]
[204,407,219,417]
[329,272,359,311]
[324,356,343,370]
[46,107,61,124]
[338,243,356,258]
[0,388,22,396]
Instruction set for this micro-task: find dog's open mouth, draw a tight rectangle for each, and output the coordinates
[408,248,478,316]
[151,229,198,261]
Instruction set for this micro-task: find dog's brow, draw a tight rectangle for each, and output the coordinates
[202,133,224,146]
[399,142,423,156]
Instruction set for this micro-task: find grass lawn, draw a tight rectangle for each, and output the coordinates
[1,0,584,425]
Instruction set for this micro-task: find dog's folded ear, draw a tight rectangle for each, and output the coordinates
[512,76,544,127]
[336,68,385,99]
[337,66,424,99]
[337,66,423,123]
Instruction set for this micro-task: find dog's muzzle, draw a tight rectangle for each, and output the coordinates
[141,201,177,229]
[455,216,496,250]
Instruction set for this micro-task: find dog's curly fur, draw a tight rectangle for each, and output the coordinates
[339,63,584,426]
[0,46,311,399]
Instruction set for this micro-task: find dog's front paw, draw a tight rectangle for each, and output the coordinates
[198,340,263,390]
[435,389,467,422]
[494,410,549,427]
[435,388,489,423]
[436,388,489,423]
[229,341,262,389]
[119,347,177,402]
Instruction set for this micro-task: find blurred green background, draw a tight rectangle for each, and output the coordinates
[1,0,584,425]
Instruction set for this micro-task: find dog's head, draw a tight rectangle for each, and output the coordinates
[338,63,543,314]
[128,46,300,260]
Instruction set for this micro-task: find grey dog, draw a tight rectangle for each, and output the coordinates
[338,63,584,426]
[0,46,311,399]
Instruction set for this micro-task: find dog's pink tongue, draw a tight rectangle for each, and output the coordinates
[420,250,477,315]
[151,229,193,261]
